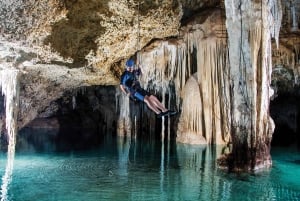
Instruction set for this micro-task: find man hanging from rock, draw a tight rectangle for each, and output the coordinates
[120,58,176,118]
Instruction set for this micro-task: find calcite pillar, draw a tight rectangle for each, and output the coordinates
[223,0,281,171]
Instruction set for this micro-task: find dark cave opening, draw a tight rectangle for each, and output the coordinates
[15,85,178,153]
[270,93,300,148]
[16,86,117,152]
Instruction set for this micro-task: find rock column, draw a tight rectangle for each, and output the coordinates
[223,0,281,171]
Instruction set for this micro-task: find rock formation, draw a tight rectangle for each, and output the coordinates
[0,0,300,171]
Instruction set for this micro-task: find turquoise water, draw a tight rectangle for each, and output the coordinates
[0,137,299,201]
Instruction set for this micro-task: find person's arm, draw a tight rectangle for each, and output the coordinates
[120,72,130,96]
[120,84,130,96]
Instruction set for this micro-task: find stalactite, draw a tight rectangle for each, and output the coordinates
[272,46,295,68]
[139,42,182,94]
[175,42,187,89]
[131,10,231,145]
[294,44,300,84]
[119,40,187,140]
[72,95,76,110]
[116,6,279,151]
[270,0,282,47]
[294,44,300,65]
[116,88,131,136]
[290,1,298,31]
[138,40,189,111]
[177,32,230,144]
[0,67,20,201]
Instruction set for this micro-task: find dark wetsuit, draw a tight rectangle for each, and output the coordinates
[120,69,150,102]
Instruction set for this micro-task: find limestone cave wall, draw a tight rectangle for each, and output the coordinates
[270,1,300,149]
[0,0,300,171]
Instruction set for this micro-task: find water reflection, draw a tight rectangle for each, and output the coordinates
[117,136,130,177]
[113,137,300,201]
[1,134,299,201]
[175,144,228,201]
[114,136,231,201]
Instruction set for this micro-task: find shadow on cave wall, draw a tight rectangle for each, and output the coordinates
[44,0,111,66]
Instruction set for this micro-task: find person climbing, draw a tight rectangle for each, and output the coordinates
[120,58,176,118]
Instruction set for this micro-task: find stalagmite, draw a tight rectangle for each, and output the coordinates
[0,67,20,201]
[177,74,206,144]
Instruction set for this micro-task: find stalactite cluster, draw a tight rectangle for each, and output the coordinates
[117,9,231,144]
[177,35,231,144]
[115,0,284,171]
[0,0,296,173]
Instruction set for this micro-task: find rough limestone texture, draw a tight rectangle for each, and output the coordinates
[0,0,300,172]
[0,0,183,128]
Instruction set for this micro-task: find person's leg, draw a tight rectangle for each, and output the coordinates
[143,96,161,114]
[148,95,177,117]
[134,88,170,115]
[148,95,168,112]
[133,91,161,114]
